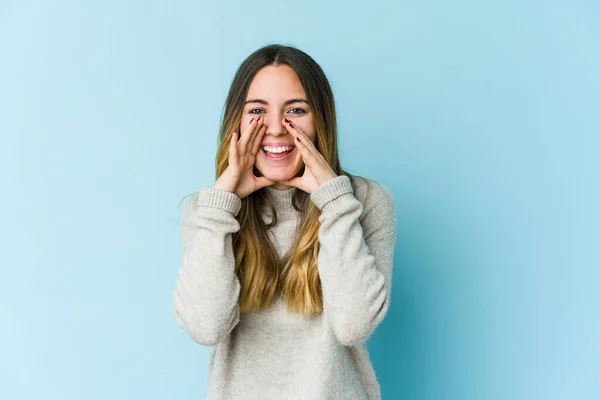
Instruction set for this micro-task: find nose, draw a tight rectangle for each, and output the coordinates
[264,112,286,137]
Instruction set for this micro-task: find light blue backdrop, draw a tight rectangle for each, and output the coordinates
[1,0,598,399]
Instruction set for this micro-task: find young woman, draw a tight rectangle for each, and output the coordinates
[173,44,397,400]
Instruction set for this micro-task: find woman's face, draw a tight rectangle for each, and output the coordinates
[242,64,317,190]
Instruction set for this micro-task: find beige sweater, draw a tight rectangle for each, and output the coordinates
[173,174,397,399]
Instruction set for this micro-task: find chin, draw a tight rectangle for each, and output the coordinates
[261,170,296,182]
[255,164,302,183]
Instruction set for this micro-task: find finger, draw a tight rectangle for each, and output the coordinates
[292,133,314,167]
[245,118,264,157]
[283,118,318,159]
[283,118,308,140]
[230,131,239,167]
[240,116,262,154]
[283,123,316,167]
[238,117,256,151]
[255,176,276,189]
[279,176,300,189]
[251,123,267,156]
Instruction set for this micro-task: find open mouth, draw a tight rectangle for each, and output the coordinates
[262,145,296,161]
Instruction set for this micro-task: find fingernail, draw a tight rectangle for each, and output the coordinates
[285,119,294,128]
[257,116,261,122]
[249,118,255,125]
[296,137,300,142]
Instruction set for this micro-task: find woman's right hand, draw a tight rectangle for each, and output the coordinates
[212,116,275,199]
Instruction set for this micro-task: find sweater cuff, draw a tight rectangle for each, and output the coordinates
[197,188,242,216]
[310,175,354,210]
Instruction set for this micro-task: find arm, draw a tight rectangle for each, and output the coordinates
[310,175,397,346]
[172,188,243,346]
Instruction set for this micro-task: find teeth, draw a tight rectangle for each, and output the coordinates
[263,145,294,154]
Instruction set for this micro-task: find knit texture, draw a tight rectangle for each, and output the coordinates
[173,174,397,399]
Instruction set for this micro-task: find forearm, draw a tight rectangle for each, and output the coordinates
[311,176,397,346]
[173,188,243,346]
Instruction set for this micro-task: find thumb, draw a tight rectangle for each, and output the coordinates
[255,176,276,190]
[279,177,301,189]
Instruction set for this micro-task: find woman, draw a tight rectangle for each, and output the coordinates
[173,44,397,400]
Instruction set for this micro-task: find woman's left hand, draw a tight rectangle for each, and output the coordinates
[279,118,338,194]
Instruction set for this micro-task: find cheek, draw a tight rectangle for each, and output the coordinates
[305,130,317,145]
[297,122,317,142]
[241,113,259,126]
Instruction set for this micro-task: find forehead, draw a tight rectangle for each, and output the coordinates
[246,65,306,100]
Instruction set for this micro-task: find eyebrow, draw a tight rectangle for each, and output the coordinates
[244,98,309,106]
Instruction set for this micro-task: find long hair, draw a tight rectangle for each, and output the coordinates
[186,44,358,316]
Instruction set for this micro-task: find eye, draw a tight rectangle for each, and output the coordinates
[289,108,306,115]
[249,108,264,115]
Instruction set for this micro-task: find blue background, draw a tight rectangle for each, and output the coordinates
[1,0,598,399]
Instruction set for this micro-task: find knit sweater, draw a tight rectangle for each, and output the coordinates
[173,174,397,400]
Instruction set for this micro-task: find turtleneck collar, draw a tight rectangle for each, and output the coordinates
[262,185,298,216]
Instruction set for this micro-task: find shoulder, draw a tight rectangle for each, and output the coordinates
[347,174,396,234]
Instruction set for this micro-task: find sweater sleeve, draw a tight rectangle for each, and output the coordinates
[172,187,243,346]
[310,175,397,346]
